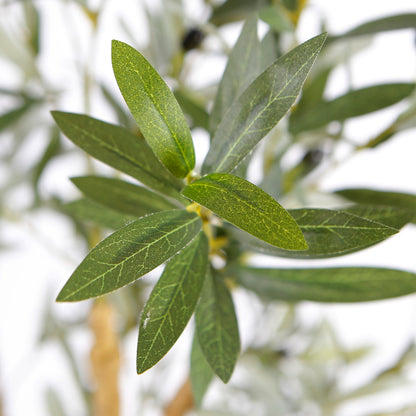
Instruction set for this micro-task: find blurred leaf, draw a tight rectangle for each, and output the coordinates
[330,13,416,42]
[294,66,332,114]
[234,266,416,302]
[45,388,66,416]
[144,0,184,72]
[341,343,416,401]
[99,83,133,128]
[56,210,202,301]
[23,2,41,56]
[282,0,298,11]
[234,208,398,258]
[196,269,240,383]
[190,333,214,407]
[260,30,280,70]
[137,232,209,373]
[51,112,184,201]
[202,33,326,174]
[260,158,284,200]
[282,148,324,193]
[290,83,415,134]
[210,0,269,26]
[367,407,416,416]
[182,173,307,250]
[64,198,135,230]
[0,99,38,132]
[112,40,195,178]
[71,176,178,218]
[174,89,209,130]
[336,189,416,223]
[32,127,61,194]
[0,24,38,76]
[210,16,260,135]
[259,6,294,33]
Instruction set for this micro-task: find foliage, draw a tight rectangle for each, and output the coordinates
[2,0,416,414]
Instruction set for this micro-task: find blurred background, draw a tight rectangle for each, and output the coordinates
[1,0,416,415]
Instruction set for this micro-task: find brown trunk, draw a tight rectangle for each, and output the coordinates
[89,299,120,416]
[164,378,194,416]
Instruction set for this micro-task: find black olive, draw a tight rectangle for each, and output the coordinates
[302,148,324,168]
[182,28,205,51]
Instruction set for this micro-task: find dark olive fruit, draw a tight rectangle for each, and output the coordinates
[182,28,205,51]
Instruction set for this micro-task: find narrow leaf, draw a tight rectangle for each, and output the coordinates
[195,269,240,383]
[210,0,268,26]
[260,30,280,71]
[294,66,332,115]
[290,83,415,134]
[234,266,416,302]
[259,6,294,33]
[137,232,209,373]
[234,208,398,258]
[174,89,209,131]
[330,13,416,41]
[190,333,214,407]
[202,33,326,174]
[343,205,414,230]
[99,83,133,128]
[71,176,178,218]
[182,173,307,250]
[56,210,202,301]
[112,40,195,178]
[64,198,135,230]
[32,126,61,192]
[210,16,260,135]
[336,188,416,223]
[51,111,183,200]
[0,100,37,132]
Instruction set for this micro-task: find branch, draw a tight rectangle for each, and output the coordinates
[89,299,121,416]
[164,378,194,416]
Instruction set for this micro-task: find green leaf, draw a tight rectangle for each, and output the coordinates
[202,33,326,174]
[195,269,240,383]
[210,0,269,26]
[71,176,178,218]
[210,16,260,135]
[290,83,415,134]
[182,173,307,250]
[56,210,202,301]
[137,232,209,373]
[51,111,184,200]
[23,2,41,56]
[173,89,209,131]
[260,30,280,71]
[282,0,298,11]
[234,266,416,302]
[190,333,214,407]
[294,66,332,115]
[330,13,416,41]
[32,126,61,193]
[343,205,414,230]
[0,99,37,132]
[99,83,134,129]
[234,208,398,258]
[259,6,294,33]
[112,40,195,178]
[336,188,416,223]
[64,198,135,230]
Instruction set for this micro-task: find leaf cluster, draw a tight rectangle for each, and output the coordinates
[48,6,416,408]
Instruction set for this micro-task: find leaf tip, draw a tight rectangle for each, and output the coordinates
[56,289,69,303]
